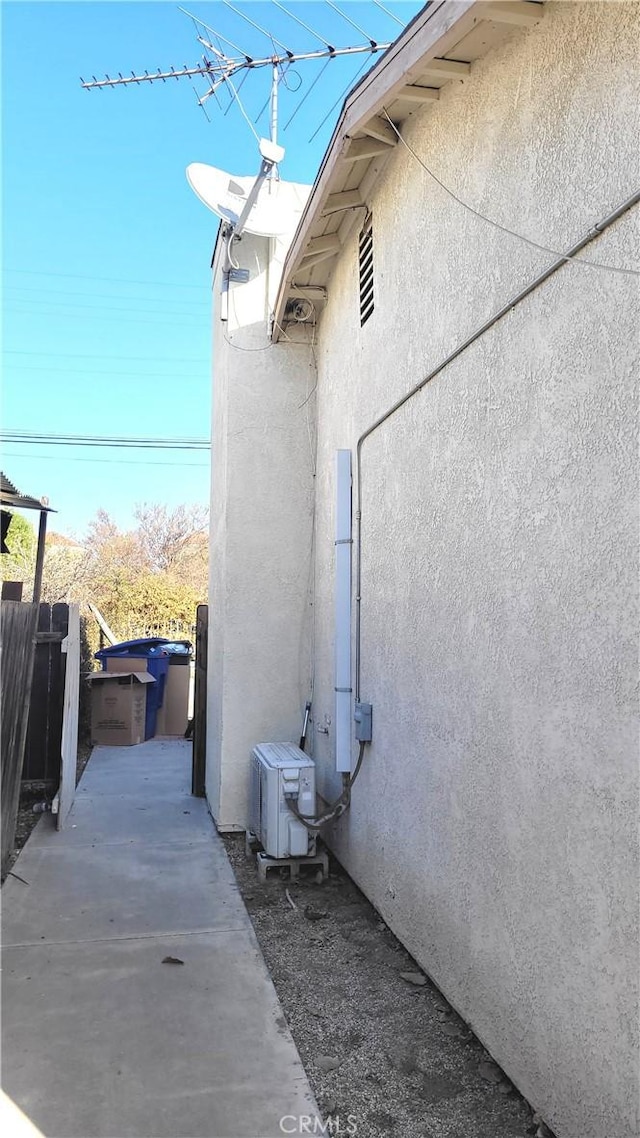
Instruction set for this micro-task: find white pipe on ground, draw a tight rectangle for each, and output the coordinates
[335,449,352,773]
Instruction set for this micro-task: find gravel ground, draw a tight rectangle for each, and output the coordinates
[223,834,550,1138]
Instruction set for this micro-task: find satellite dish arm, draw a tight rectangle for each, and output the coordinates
[233,158,272,240]
[222,154,274,274]
[232,138,285,241]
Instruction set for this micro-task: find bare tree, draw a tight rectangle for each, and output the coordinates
[133,503,208,575]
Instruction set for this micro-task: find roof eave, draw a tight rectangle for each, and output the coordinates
[272,0,545,339]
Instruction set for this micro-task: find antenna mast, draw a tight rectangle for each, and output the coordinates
[80,6,392,138]
[80,2,400,306]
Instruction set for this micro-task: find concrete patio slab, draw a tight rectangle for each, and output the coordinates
[1,740,318,1138]
[27,790,216,850]
[2,839,246,946]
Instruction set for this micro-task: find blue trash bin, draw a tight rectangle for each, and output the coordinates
[95,640,171,740]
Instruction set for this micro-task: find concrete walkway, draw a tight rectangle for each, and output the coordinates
[1,740,318,1138]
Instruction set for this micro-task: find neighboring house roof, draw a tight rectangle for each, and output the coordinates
[273,0,545,339]
[0,472,55,513]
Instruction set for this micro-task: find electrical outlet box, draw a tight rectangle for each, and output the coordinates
[354,701,373,742]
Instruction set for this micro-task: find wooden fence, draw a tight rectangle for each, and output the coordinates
[23,603,69,784]
[54,605,80,830]
[1,602,82,877]
[191,604,208,797]
[1,600,39,877]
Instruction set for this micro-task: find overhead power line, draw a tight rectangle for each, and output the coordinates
[1,430,210,451]
[2,450,210,469]
[4,364,207,378]
[5,284,211,307]
[3,349,209,362]
[3,268,209,289]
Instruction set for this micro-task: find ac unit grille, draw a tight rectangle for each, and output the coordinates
[359,215,374,326]
[249,752,262,839]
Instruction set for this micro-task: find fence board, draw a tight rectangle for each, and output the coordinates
[192,604,208,797]
[49,604,67,779]
[23,603,69,784]
[56,605,80,830]
[1,601,39,877]
[23,605,52,782]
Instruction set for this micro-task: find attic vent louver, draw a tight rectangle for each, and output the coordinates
[359,214,374,326]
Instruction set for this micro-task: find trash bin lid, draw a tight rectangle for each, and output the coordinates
[95,637,171,660]
[160,641,193,655]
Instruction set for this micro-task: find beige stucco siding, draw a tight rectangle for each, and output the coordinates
[309,4,639,1137]
[206,227,316,829]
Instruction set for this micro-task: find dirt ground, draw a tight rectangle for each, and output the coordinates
[5,756,551,1138]
[223,834,550,1138]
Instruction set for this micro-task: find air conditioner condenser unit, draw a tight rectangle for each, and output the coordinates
[250,742,316,859]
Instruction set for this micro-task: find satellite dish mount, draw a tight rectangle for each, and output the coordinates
[80,5,397,317]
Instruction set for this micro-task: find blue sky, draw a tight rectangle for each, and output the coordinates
[2,1,420,537]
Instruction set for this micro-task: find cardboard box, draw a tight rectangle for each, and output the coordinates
[156,658,190,736]
[88,671,155,747]
[105,656,148,675]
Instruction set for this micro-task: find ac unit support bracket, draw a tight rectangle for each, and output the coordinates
[254,847,330,884]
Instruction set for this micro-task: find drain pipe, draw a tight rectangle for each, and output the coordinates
[335,449,353,774]
[354,190,640,702]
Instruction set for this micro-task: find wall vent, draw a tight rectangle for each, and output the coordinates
[359,214,374,326]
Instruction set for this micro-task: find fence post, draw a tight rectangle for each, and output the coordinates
[56,605,80,830]
[1,601,39,878]
[192,604,208,797]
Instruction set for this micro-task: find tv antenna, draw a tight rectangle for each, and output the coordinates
[80,3,401,313]
[80,4,396,171]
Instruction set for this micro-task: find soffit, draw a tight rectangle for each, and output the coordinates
[273,0,544,339]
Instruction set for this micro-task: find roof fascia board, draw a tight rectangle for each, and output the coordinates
[338,0,478,139]
[0,494,55,513]
[273,0,481,336]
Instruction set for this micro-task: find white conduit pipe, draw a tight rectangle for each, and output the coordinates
[335,449,353,773]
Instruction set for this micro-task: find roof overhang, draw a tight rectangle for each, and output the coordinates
[1,472,55,513]
[273,0,544,340]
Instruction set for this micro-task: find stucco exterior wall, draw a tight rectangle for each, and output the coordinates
[206,217,316,829]
[306,5,639,1138]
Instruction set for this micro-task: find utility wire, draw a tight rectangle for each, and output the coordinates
[3,268,208,289]
[381,110,640,277]
[6,306,206,328]
[1,451,209,469]
[4,296,206,317]
[3,430,209,443]
[3,439,209,451]
[4,365,206,378]
[4,285,210,307]
[3,350,208,362]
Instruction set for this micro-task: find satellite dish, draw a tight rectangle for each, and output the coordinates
[186,163,297,238]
